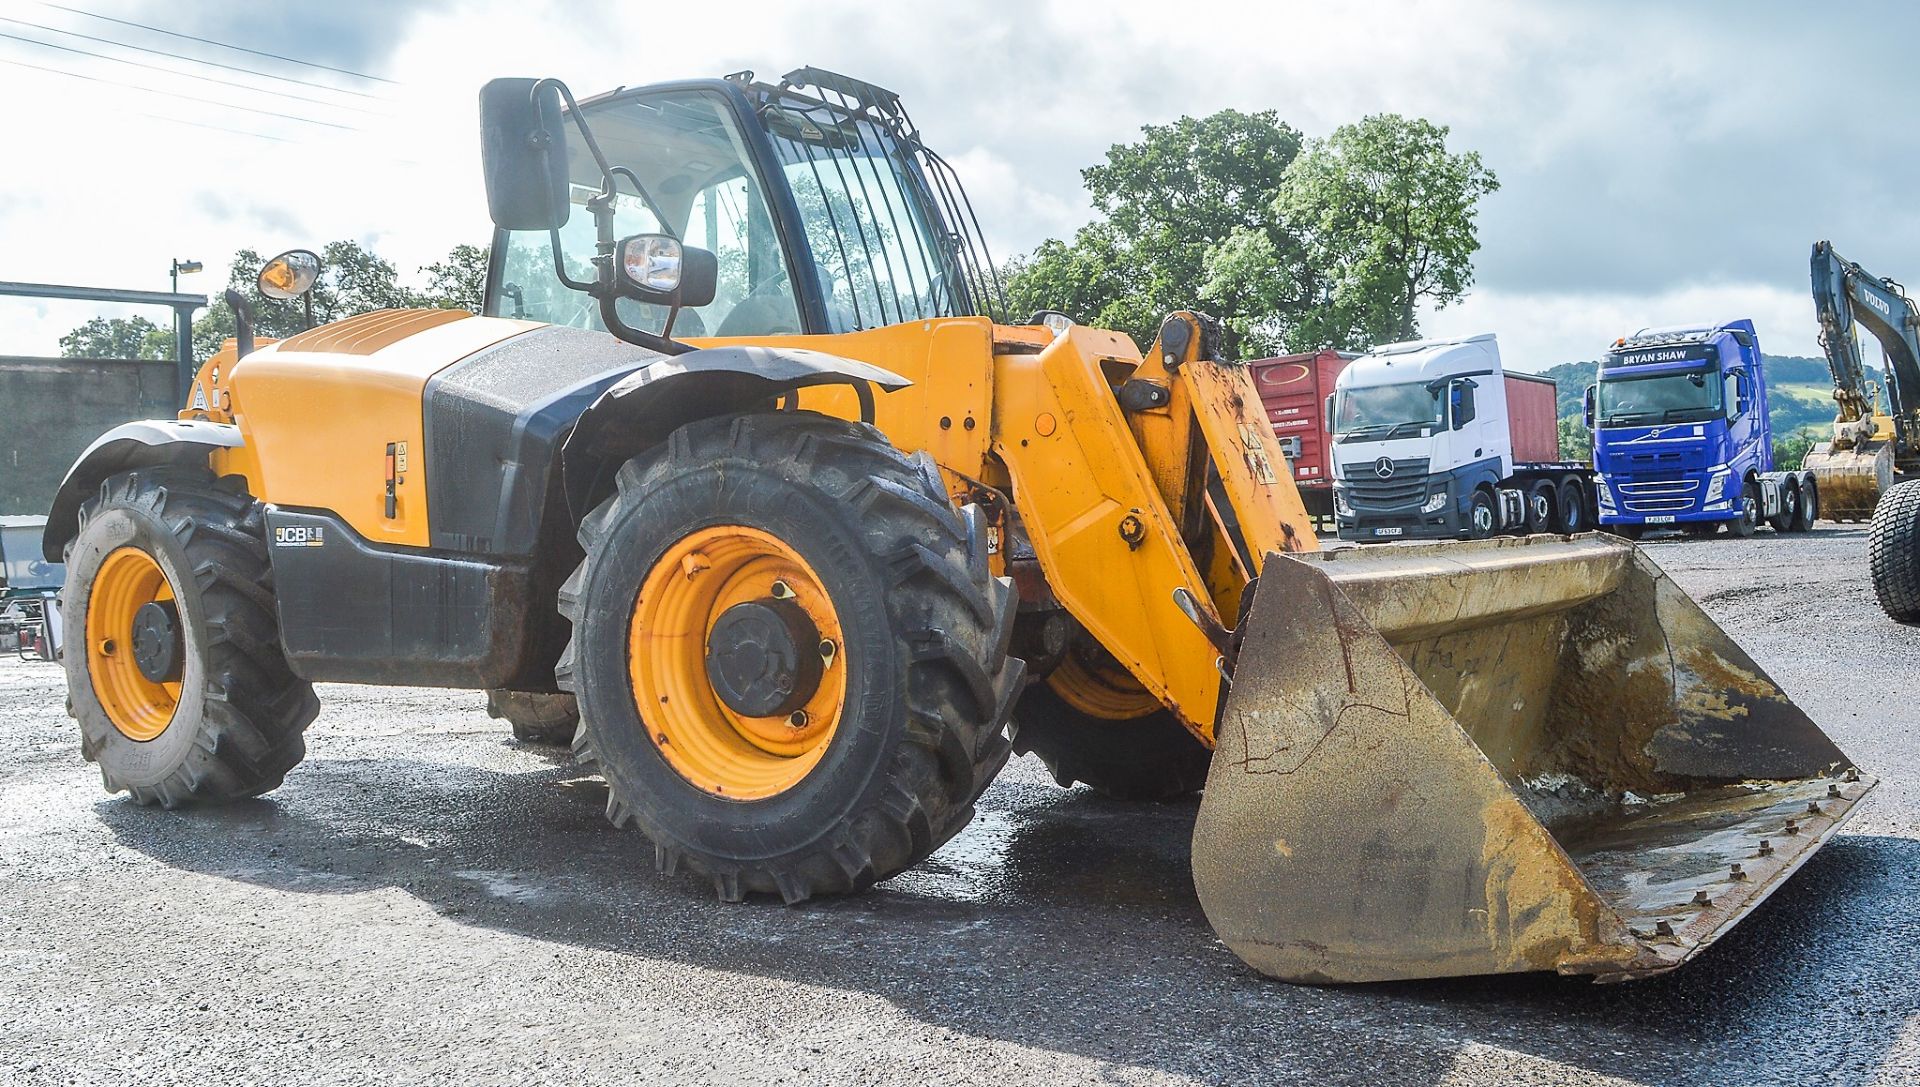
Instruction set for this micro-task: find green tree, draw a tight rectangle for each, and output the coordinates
[1004,110,1305,356]
[420,244,490,314]
[1773,426,1817,470]
[1558,414,1592,462]
[1261,114,1498,349]
[58,315,173,360]
[189,240,488,360]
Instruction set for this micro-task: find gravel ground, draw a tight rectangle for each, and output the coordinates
[3,524,1918,1086]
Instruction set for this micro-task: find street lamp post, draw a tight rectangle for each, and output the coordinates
[170,258,202,294]
[169,259,202,380]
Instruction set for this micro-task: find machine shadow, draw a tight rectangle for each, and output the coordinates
[97,753,1918,1087]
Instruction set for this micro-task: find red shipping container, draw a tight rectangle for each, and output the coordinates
[1249,350,1358,513]
[1503,372,1562,464]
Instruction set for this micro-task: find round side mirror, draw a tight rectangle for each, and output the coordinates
[257,249,322,300]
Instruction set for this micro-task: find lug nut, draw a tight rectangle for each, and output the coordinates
[788,710,809,728]
[819,639,837,663]
[770,579,794,599]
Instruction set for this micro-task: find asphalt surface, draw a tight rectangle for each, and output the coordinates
[4,524,1918,1086]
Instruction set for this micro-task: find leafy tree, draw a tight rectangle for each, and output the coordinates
[1558,414,1592,462]
[59,315,173,360]
[1262,114,1498,349]
[1005,110,1305,356]
[421,244,490,315]
[188,241,489,360]
[1773,425,1818,470]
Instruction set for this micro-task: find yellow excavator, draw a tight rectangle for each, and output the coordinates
[44,69,1871,983]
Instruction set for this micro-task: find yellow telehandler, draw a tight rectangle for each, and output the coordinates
[44,68,1871,983]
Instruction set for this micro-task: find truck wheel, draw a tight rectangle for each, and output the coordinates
[487,689,579,745]
[1730,481,1760,538]
[556,412,1022,903]
[1523,482,1556,534]
[1011,651,1209,800]
[1768,482,1799,533]
[1868,479,1920,622]
[1556,478,1588,533]
[1794,479,1819,530]
[1467,488,1498,539]
[61,467,318,807]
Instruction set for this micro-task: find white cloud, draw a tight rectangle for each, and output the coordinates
[0,0,1909,374]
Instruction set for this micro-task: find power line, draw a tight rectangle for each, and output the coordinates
[137,111,290,143]
[0,28,380,114]
[0,56,357,130]
[0,14,386,101]
[41,3,399,86]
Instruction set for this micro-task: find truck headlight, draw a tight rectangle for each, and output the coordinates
[1334,488,1351,516]
[1705,468,1731,502]
[1597,483,1615,510]
[1420,490,1447,514]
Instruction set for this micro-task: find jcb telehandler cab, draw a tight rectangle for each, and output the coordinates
[45,68,1872,983]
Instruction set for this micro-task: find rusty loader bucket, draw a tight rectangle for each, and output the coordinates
[1192,534,1872,983]
[1802,437,1894,521]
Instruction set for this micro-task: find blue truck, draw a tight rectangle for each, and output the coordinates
[1586,319,1818,537]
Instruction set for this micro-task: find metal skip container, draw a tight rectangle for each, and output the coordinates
[1192,533,1872,983]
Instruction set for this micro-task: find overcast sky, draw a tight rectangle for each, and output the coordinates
[2,0,1916,370]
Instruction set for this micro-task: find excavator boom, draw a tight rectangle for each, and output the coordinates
[1803,240,1920,518]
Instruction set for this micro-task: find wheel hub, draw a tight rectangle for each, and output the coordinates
[131,600,183,684]
[705,599,823,719]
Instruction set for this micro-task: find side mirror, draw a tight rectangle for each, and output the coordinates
[1583,385,1596,430]
[479,78,570,231]
[257,249,321,300]
[1324,393,1335,436]
[616,235,718,308]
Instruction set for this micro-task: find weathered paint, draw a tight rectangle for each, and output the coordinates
[1194,533,1873,983]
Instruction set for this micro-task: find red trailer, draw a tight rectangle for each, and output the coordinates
[1503,372,1561,464]
[1249,350,1359,518]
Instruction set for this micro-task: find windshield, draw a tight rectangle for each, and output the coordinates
[1596,368,1722,427]
[488,85,982,338]
[1332,381,1444,441]
[490,90,803,339]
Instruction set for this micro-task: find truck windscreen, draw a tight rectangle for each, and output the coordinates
[1332,381,1444,441]
[1596,368,1722,427]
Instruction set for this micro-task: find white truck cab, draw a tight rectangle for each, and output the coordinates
[1329,334,1586,541]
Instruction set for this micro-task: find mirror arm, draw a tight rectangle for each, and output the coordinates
[548,229,594,293]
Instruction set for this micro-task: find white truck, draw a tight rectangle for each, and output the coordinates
[1328,334,1595,541]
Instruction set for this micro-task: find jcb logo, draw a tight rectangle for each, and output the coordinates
[273,526,325,548]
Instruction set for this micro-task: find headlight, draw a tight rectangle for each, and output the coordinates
[1597,483,1615,510]
[1420,490,1447,514]
[1705,467,1731,502]
[1334,488,1351,516]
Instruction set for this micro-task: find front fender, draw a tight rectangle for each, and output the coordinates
[41,420,244,560]
[560,344,910,520]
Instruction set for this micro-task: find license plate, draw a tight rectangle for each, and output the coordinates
[1373,527,1404,537]
[1644,515,1676,524]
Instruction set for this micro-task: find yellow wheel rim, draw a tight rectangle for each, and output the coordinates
[1046,652,1161,721]
[86,547,181,742]
[629,526,846,800]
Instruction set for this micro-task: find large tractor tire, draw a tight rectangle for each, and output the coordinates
[557,412,1023,903]
[487,689,579,745]
[1869,478,1920,622]
[1012,653,1210,801]
[62,467,318,806]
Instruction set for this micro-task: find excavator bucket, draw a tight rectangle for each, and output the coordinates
[1802,438,1894,521]
[1192,534,1871,983]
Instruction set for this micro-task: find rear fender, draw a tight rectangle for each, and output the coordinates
[559,344,910,520]
[41,420,244,561]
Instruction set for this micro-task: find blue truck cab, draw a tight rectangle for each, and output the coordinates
[1588,320,1816,536]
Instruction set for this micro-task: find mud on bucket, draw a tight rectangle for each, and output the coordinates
[1191,533,1872,983]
